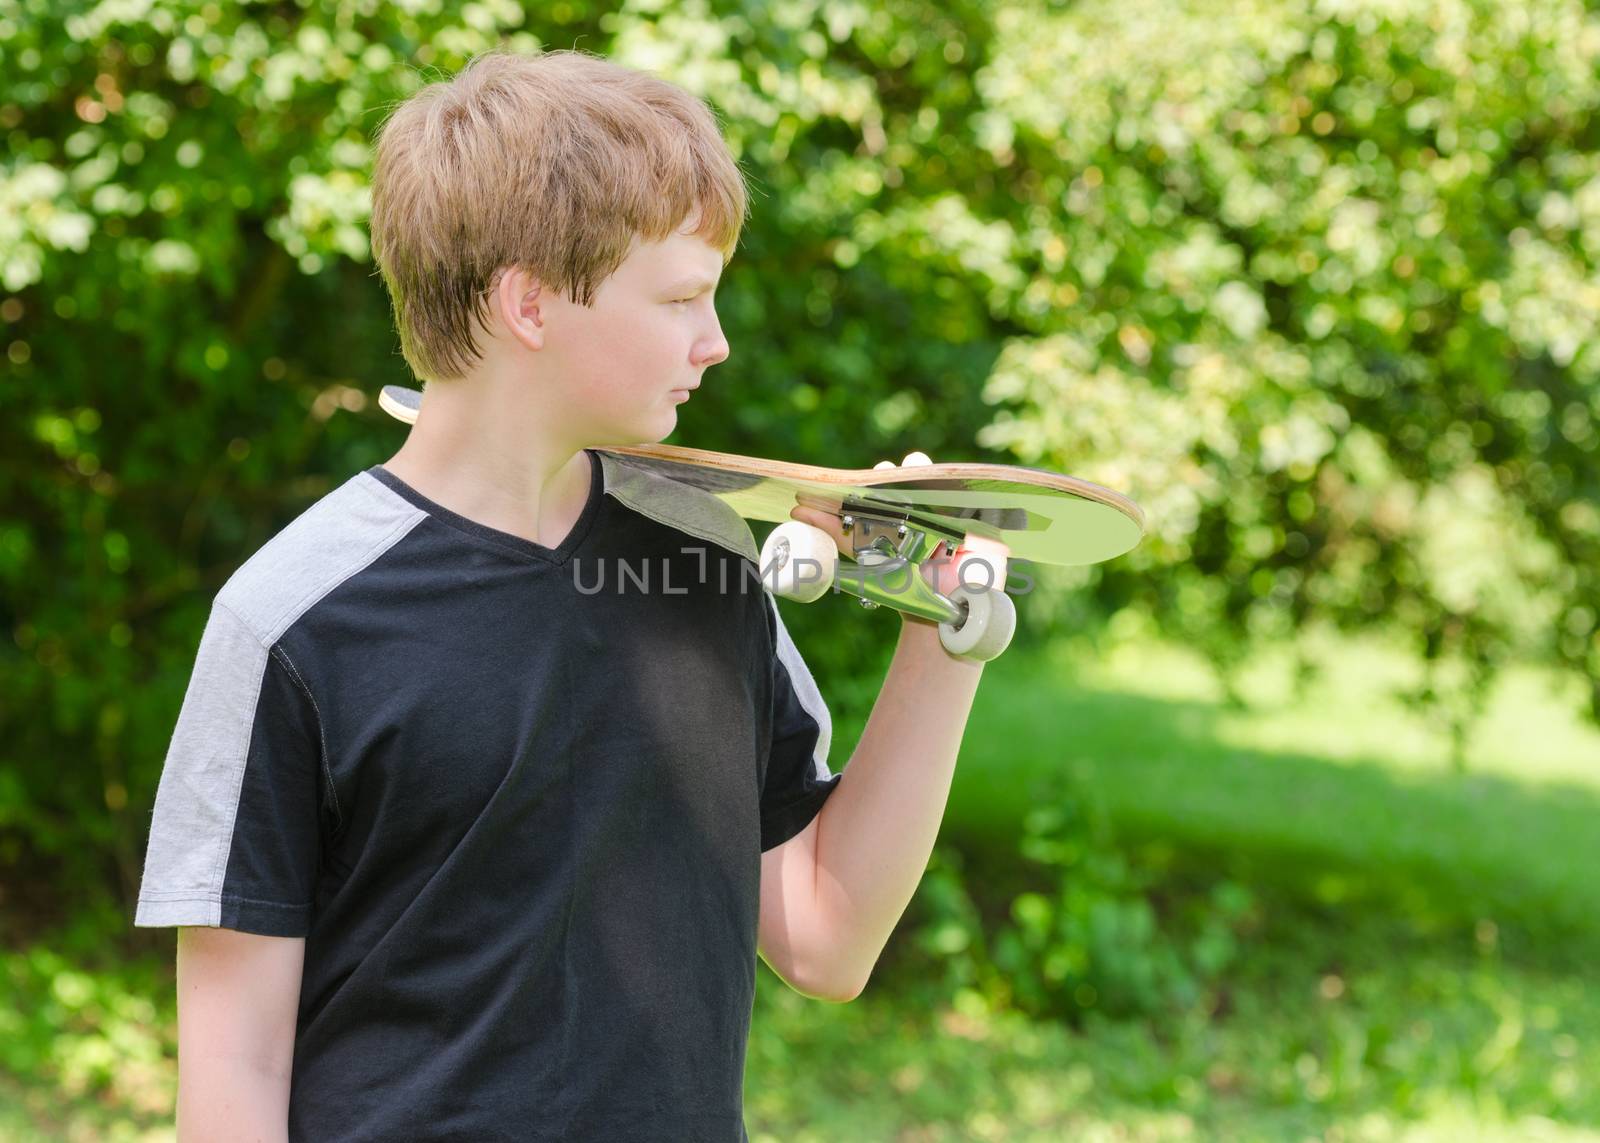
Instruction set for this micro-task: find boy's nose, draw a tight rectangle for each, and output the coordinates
[696,333,730,368]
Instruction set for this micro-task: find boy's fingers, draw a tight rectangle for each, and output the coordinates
[951,535,1010,592]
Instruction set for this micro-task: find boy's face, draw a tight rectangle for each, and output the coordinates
[498,211,732,448]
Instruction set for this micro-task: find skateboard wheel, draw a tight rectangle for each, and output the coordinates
[873,452,932,470]
[760,521,838,603]
[937,584,1016,662]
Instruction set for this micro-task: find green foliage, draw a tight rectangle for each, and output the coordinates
[0,942,171,1136]
[906,773,1257,1022]
[957,0,1600,751]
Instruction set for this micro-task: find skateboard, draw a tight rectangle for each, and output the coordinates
[377,384,1144,662]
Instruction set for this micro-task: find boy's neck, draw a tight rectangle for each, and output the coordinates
[379,382,595,552]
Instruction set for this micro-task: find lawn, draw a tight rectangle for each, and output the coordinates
[947,621,1600,956]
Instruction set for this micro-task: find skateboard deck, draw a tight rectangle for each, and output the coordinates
[376,384,1145,569]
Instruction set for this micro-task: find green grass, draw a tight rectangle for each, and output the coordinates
[7,624,1599,1139]
[944,623,1600,958]
[746,957,1600,1141]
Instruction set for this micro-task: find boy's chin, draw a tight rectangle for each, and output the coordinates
[592,408,680,448]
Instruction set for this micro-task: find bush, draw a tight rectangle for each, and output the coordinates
[906,771,1257,1022]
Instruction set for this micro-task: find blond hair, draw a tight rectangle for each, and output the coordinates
[368,47,748,381]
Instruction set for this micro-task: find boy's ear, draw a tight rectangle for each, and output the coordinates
[494,266,546,352]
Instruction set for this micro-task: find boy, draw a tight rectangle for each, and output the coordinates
[135,47,995,1141]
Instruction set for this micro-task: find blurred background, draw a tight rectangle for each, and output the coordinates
[3,0,1599,1139]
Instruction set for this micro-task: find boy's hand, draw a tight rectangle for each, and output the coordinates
[787,453,1010,611]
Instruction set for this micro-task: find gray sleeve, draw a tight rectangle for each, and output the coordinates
[758,591,842,852]
[133,598,325,936]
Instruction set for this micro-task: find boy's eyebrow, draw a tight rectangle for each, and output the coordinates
[661,274,721,294]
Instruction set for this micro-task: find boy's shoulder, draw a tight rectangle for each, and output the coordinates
[214,469,424,647]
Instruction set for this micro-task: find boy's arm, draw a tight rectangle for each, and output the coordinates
[175,926,304,1142]
[757,507,1000,1001]
[757,815,835,999]
[758,618,983,1001]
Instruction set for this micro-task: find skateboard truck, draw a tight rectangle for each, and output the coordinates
[761,506,1016,663]
[837,511,966,626]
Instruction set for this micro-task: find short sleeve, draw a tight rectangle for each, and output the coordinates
[759,591,843,852]
[133,598,326,937]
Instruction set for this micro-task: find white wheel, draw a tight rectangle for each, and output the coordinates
[872,451,933,470]
[760,520,838,602]
[937,584,1017,662]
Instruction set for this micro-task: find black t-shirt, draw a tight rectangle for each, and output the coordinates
[134,450,842,1141]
